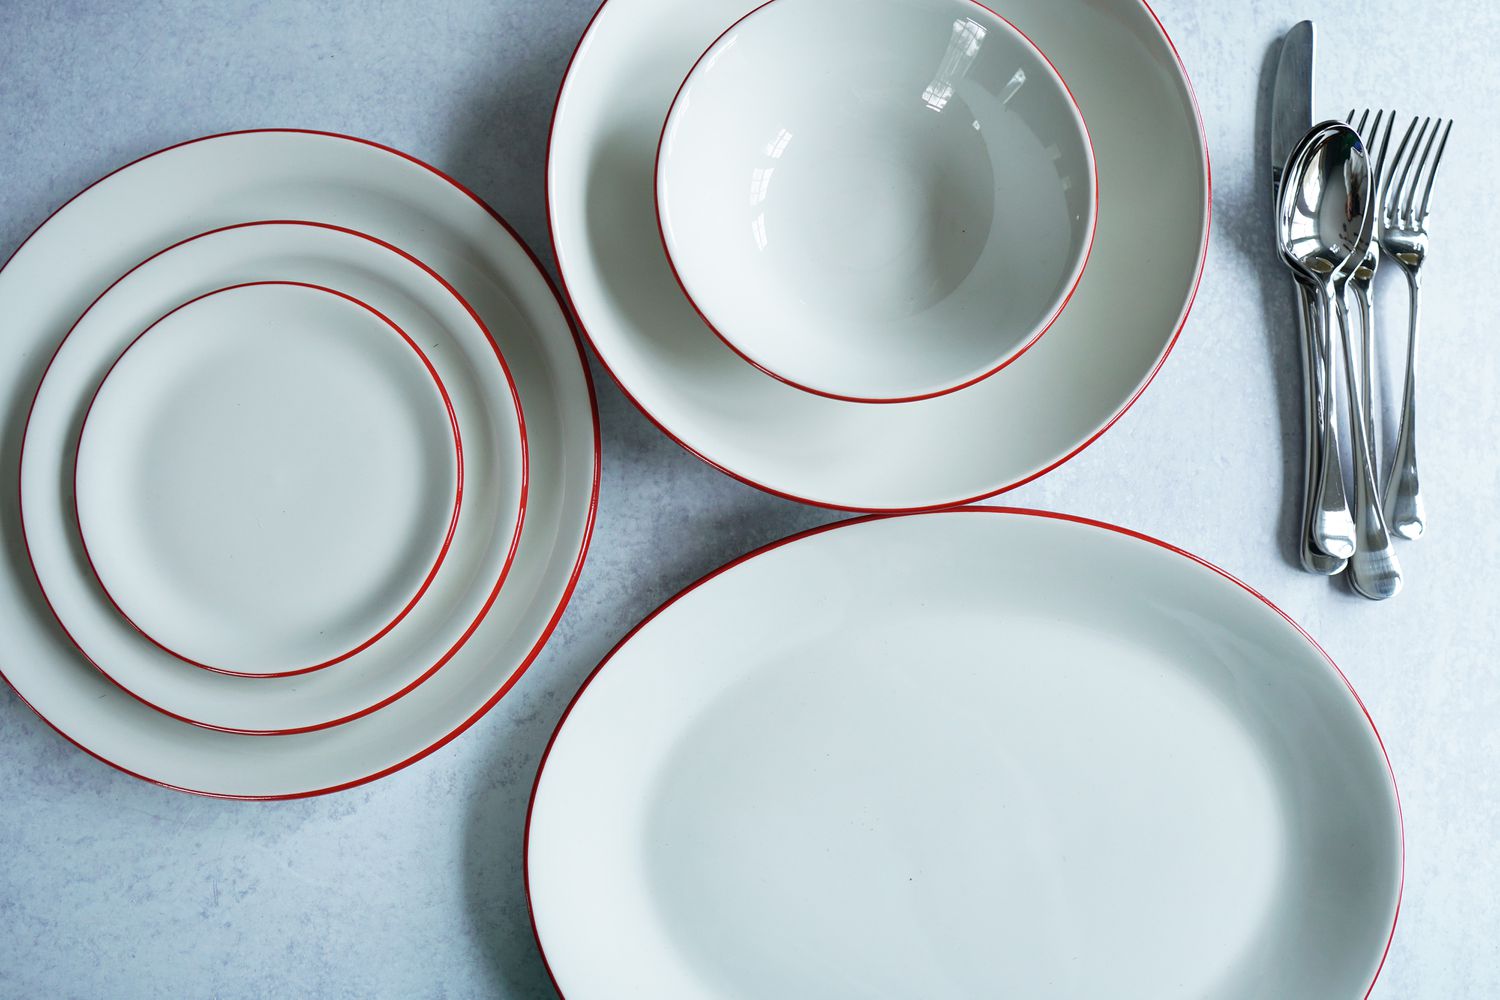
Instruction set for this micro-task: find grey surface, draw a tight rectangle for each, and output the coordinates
[0,0,1496,996]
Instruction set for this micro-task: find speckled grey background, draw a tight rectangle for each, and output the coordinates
[0,1,1496,996]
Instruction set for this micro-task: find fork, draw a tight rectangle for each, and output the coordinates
[1346,110,1396,449]
[1379,115,1454,539]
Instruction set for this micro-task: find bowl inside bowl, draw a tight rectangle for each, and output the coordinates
[656,0,1097,403]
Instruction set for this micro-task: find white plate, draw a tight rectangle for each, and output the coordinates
[75,281,464,679]
[656,0,1097,403]
[550,0,1207,509]
[22,221,524,735]
[527,509,1402,999]
[0,131,598,796]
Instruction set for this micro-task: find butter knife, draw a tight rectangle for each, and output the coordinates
[1271,21,1350,574]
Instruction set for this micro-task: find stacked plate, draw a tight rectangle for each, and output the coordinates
[550,0,1210,512]
[0,130,599,797]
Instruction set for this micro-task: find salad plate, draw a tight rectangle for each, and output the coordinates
[550,0,1207,509]
[0,130,598,795]
[22,222,524,734]
[74,280,464,679]
[527,509,1402,999]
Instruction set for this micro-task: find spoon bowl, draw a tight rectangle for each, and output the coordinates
[1278,124,1371,287]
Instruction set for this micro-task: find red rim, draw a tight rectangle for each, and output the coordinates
[72,280,468,680]
[652,0,1102,405]
[524,506,1404,999]
[549,0,1209,512]
[0,131,601,787]
[20,221,528,736]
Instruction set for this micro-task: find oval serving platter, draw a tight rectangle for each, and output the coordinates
[528,509,1401,1000]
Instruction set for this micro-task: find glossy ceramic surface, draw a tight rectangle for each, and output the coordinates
[657,0,1096,403]
[528,509,1402,999]
[551,0,1207,510]
[0,131,598,794]
[22,223,524,734]
[75,281,464,678]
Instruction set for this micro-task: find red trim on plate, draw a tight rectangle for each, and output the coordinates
[652,0,1102,405]
[0,130,601,790]
[524,507,1404,999]
[19,221,527,736]
[549,0,1209,512]
[72,280,468,680]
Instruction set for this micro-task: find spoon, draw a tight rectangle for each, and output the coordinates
[1276,138,1356,566]
[1278,121,1403,601]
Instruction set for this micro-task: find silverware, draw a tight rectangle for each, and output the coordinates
[1346,109,1396,450]
[1270,21,1349,574]
[1379,115,1453,540]
[1278,122,1403,600]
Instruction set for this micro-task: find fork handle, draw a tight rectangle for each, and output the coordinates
[1331,288,1403,600]
[1385,271,1426,539]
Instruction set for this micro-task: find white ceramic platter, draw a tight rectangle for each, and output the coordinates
[22,222,525,734]
[550,0,1207,509]
[0,130,598,797]
[527,509,1402,999]
[656,0,1097,403]
[74,281,465,679]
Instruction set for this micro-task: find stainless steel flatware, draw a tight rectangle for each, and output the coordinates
[1271,21,1350,575]
[1346,109,1396,448]
[1379,114,1453,540]
[1278,122,1403,600]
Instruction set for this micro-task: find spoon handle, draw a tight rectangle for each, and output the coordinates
[1384,271,1425,539]
[1296,279,1347,575]
[1331,288,1403,600]
[1307,280,1357,561]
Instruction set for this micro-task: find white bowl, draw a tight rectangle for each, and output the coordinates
[656,0,1097,403]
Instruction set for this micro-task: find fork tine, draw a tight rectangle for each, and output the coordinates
[1349,109,1380,192]
[1417,119,1453,221]
[1402,117,1443,223]
[1385,116,1427,223]
[1372,110,1394,190]
[1361,110,1385,189]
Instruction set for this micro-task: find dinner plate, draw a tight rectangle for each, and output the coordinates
[22,222,524,734]
[550,0,1208,510]
[75,281,464,679]
[527,509,1402,999]
[0,131,597,795]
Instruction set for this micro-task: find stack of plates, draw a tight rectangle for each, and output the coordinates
[0,130,599,798]
[549,0,1210,511]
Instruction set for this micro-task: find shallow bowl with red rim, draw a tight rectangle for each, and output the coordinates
[655,0,1097,404]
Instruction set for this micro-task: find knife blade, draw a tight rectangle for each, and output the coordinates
[1271,21,1315,188]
